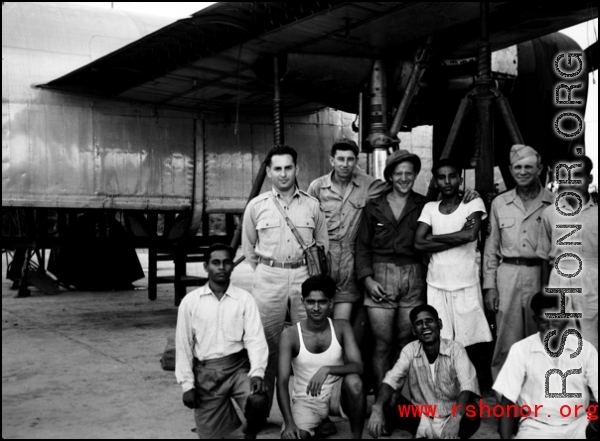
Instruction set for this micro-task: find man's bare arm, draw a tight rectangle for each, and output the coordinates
[498,396,516,439]
[429,211,484,245]
[414,222,454,253]
[277,329,302,439]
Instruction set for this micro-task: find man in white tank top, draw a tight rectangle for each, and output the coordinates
[278,275,366,439]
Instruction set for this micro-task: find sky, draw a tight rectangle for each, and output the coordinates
[74,3,598,168]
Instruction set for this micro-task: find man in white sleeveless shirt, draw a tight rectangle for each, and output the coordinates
[278,275,365,439]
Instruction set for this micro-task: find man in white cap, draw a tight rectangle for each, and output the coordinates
[483,144,554,381]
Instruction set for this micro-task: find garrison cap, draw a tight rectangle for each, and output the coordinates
[510,144,539,165]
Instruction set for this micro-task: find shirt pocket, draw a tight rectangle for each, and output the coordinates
[320,202,340,231]
[257,218,280,246]
[349,198,366,210]
[292,216,316,246]
[499,216,516,247]
[225,317,244,342]
[372,220,392,248]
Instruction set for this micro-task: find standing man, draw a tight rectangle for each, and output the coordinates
[537,155,598,350]
[307,138,388,324]
[415,159,492,350]
[175,244,269,439]
[242,145,329,413]
[278,275,366,439]
[483,144,554,380]
[355,149,428,395]
[367,304,481,439]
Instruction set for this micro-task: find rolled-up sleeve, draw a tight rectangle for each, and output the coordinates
[492,343,526,403]
[242,295,268,379]
[242,200,259,270]
[382,346,411,390]
[355,203,375,281]
[175,299,196,393]
[483,200,501,290]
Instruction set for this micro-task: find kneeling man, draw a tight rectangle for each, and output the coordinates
[278,275,365,439]
[368,304,481,439]
[175,244,269,439]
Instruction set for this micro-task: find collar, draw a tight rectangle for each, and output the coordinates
[505,186,553,205]
[557,196,597,213]
[530,332,580,353]
[272,186,301,201]
[321,170,362,189]
[414,338,452,359]
[371,189,424,207]
[198,282,238,300]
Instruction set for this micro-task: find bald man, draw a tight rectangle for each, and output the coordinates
[483,145,554,381]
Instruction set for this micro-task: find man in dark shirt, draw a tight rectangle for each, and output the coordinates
[355,150,428,397]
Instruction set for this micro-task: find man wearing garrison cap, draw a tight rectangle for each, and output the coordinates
[483,144,554,381]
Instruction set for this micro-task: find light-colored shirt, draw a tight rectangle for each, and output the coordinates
[493,333,598,424]
[307,168,388,244]
[175,282,268,393]
[536,197,598,264]
[383,338,480,417]
[242,187,329,269]
[418,198,487,290]
[483,187,554,290]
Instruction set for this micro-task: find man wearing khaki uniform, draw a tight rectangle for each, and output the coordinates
[308,138,388,323]
[243,145,329,413]
[483,145,554,381]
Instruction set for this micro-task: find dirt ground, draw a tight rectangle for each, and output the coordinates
[1,252,500,439]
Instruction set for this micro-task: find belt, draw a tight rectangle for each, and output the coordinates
[193,350,247,368]
[258,257,306,269]
[502,257,543,267]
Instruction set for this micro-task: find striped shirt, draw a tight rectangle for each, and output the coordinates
[383,338,480,417]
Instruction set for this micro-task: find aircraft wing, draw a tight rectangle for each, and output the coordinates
[39,2,597,114]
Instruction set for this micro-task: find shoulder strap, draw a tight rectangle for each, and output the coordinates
[268,193,309,249]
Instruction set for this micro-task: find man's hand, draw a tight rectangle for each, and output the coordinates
[484,288,499,313]
[461,218,476,230]
[460,189,481,204]
[367,405,386,439]
[365,277,388,303]
[250,376,266,395]
[183,389,199,409]
[307,367,330,397]
[282,421,303,439]
[440,416,461,439]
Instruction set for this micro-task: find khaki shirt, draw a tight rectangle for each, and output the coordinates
[537,198,598,263]
[307,168,388,244]
[242,187,329,269]
[483,187,554,290]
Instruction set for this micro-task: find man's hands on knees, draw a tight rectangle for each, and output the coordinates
[367,404,386,439]
[183,389,199,409]
[306,367,331,397]
[250,376,267,395]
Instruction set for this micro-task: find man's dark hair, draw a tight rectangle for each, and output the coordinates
[530,292,561,316]
[409,304,440,325]
[206,243,235,261]
[301,275,337,299]
[559,154,594,176]
[264,145,298,167]
[331,142,359,158]
[432,158,463,179]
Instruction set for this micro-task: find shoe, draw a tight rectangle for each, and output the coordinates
[315,417,337,438]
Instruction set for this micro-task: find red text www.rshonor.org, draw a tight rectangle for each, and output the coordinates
[398,401,598,420]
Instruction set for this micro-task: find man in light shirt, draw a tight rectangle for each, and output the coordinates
[537,155,598,351]
[493,292,598,439]
[242,145,329,412]
[175,244,269,439]
[367,304,481,439]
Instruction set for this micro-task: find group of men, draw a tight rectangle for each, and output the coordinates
[175,139,598,439]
